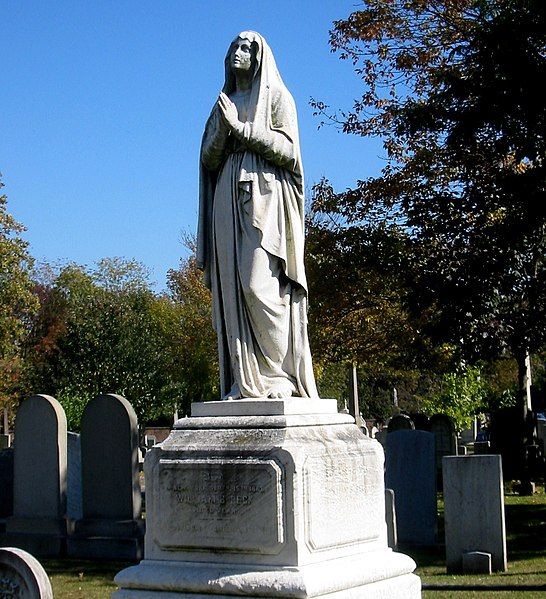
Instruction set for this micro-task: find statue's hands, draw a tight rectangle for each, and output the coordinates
[218,92,241,133]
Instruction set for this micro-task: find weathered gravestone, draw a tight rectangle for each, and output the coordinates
[66,432,82,521]
[0,547,53,598]
[387,414,415,432]
[443,455,507,573]
[5,395,67,557]
[0,449,14,524]
[430,413,457,488]
[68,394,144,560]
[385,430,437,545]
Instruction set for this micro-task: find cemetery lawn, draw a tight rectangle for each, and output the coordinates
[42,558,131,598]
[40,488,545,598]
[411,486,546,598]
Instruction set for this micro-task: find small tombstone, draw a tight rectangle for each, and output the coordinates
[474,441,491,454]
[0,547,53,598]
[69,394,144,560]
[430,413,457,488]
[6,395,67,557]
[0,448,14,520]
[387,414,415,433]
[385,430,437,546]
[66,432,82,521]
[443,455,507,573]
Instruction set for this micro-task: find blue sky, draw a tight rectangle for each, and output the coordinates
[1,1,384,290]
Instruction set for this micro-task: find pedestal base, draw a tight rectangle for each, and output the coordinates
[4,517,68,557]
[114,399,420,598]
[68,519,145,560]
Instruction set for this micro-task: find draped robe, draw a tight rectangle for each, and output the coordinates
[197,31,317,399]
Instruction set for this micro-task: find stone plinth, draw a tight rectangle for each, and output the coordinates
[113,399,420,598]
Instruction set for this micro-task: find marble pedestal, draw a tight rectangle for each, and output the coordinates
[113,399,420,598]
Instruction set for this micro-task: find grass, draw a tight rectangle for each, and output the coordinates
[41,487,546,598]
[407,484,546,598]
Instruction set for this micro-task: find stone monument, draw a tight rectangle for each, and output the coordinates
[68,394,144,560]
[5,394,68,557]
[0,547,53,599]
[114,31,420,598]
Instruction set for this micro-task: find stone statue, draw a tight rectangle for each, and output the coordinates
[197,31,318,400]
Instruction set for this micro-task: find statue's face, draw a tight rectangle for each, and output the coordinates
[230,37,254,73]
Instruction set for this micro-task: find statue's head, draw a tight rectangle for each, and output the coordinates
[229,35,257,75]
[224,31,263,90]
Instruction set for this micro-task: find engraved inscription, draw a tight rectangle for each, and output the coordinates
[155,458,284,553]
[304,451,383,550]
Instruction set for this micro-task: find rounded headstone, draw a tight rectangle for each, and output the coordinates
[0,547,53,598]
[410,413,430,431]
[387,414,415,432]
[12,394,67,519]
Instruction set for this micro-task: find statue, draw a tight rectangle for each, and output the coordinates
[197,31,318,400]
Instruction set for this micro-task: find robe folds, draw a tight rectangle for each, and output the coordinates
[197,31,318,399]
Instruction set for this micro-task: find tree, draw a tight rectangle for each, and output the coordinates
[313,0,546,473]
[0,177,38,424]
[166,248,219,412]
[24,260,185,429]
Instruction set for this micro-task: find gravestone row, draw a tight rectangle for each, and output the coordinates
[0,393,143,560]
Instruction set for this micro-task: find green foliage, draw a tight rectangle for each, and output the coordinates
[24,260,186,429]
[421,364,488,431]
[0,177,38,419]
[310,1,546,439]
[314,0,546,365]
[166,252,218,413]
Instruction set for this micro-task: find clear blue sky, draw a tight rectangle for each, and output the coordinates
[1,1,384,290]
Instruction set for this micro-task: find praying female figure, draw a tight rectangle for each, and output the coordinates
[197,31,317,400]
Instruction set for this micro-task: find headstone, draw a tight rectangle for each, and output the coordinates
[114,399,421,598]
[443,455,507,573]
[459,418,478,446]
[0,547,53,598]
[490,407,520,479]
[375,428,388,449]
[430,413,457,488]
[385,430,436,545]
[410,413,430,431]
[68,394,144,560]
[0,448,14,522]
[5,395,67,557]
[385,488,397,550]
[474,440,491,454]
[536,420,545,455]
[387,414,414,432]
[66,432,82,521]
